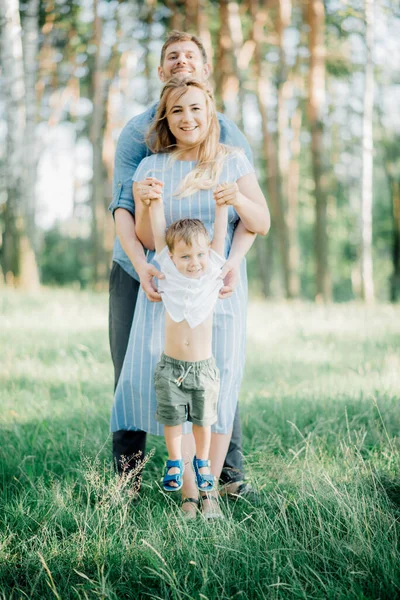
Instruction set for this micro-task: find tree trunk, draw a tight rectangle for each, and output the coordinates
[276,0,299,298]
[0,0,40,289]
[185,0,199,31]
[215,0,244,123]
[215,0,231,113]
[360,0,375,302]
[391,180,400,302]
[197,0,213,74]
[390,180,400,301]
[255,233,274,298]
[166,0,184,30]
[23,0,40,256]
[287,106,302,297]
[143,0,156,104]
[248,0,291,298]
[226,0,246,130]
[90,0,109,285]
[103,46,121,273]
[307,0,329,301]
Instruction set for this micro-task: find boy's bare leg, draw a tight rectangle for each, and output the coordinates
[164,424,183,488]
[192,424,212,487]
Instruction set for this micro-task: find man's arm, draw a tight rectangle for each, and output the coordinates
[111,109,166,301]
[110,108,157,217]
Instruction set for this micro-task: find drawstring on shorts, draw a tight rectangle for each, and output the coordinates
[174,364,193,387]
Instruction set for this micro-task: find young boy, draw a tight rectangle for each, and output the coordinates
[149,192,228,493]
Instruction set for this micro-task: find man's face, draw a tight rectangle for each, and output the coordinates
[158,41,210,83]
[170,234,210,279]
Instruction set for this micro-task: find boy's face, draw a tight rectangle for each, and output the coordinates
[158,41,210,82]
[170,234,210,279]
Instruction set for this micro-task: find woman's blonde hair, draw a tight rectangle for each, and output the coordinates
[146,77,235,198]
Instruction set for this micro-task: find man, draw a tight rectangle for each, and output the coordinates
[109,30,258,501]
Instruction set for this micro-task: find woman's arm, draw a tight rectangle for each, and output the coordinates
[228,220,257,265]
[211,202,228,256]
[218,220,257,299]
[133,177,164,250]
[214,173,270,236]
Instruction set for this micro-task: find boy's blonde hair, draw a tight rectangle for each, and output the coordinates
[166,218,210,253]
[146,77,236,198]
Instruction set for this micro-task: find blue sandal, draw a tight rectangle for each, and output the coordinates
[162,459,184,492]
[193,456,215,492]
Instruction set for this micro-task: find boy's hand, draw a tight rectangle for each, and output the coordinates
[136,262,165,302]
[214,182,239,207]
[135,177,164,207]
[218,260,239,299]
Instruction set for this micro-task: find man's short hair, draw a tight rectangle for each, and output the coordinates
[166,218,210,253]
[160,30,208,65]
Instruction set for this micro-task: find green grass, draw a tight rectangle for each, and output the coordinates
[1,289,400,599]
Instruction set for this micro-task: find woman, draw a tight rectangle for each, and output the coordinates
[111,77,270,518]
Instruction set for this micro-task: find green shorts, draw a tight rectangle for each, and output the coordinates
[154,354,220,427]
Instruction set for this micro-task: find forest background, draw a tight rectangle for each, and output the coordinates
[2,2,400,598]
[1,0,399,303]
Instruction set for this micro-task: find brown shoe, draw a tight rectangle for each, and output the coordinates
[220,481,261,505]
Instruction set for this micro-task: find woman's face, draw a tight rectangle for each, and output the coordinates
[166,87,209,149]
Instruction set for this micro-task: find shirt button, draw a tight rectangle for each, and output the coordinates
[188,285,192,289]
[118,182,121,187]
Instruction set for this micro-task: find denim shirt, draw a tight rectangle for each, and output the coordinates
[109,103,254,281]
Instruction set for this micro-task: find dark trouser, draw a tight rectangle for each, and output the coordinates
[109,261,244,483]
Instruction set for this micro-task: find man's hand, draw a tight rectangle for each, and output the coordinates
[135,177,164,207]
[137,262,165,302]
[219,260,239,299]
[214,182,240,207]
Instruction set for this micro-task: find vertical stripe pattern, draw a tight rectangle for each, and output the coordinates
[110,151,254,435]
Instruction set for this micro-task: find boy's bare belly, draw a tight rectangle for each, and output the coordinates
[164,312,213,362]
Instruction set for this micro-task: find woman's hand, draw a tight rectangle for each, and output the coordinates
[135,177,164,207]
[214,182,240,207]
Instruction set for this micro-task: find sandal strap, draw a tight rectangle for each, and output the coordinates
[166,459,183,468]
[164,474,181,483]
[200,493,220,503]
[199,474,214,484]
[193,457,215,492]
[194,457,210,469]
[182,497,200,506]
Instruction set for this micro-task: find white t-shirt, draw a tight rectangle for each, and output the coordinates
[154,246,226,329]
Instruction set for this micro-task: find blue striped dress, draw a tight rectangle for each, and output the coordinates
[110,150,254,435]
